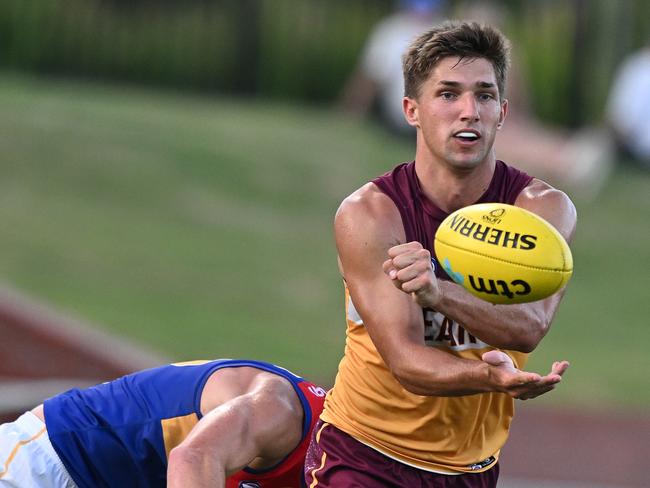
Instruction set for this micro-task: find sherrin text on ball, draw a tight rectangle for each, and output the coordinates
[434,203,573,304]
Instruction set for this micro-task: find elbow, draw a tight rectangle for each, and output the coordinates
[513,339,537,354]
[168,445,198,469]
[167,445,223,486]
[389,359,438,396]
[395,377,433,396]
[168,444,213,475]
[509,316,549,353]
[395,377,431,396]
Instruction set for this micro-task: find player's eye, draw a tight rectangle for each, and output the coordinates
[440,92,457,100]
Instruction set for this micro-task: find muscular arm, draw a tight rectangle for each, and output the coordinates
[167,374,303,488]
[336,184,563,398]
[388,180,577,352]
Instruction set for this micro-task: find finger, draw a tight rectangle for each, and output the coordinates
[511,372,542,386]
[382,259,399,280]
[388,248,431,272]
[551,361,570,376]
[512,372,566,399]
[535,370,563,382]
[391,252,428,271]
[512,378,559,398]
[395,265,427,284]
[482,350,512,366]
[519,376,561,397]
[387,241,422,258]
[400,276,432,294]
[383,263,429,294]
[517,385,556,400]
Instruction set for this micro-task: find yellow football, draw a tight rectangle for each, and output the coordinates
[434,203,573,304]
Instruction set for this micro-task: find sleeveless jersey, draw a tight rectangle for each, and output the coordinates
[44,359,327,488]
[321,160,534,474]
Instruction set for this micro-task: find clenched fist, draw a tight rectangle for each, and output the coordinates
[383,242,442,309]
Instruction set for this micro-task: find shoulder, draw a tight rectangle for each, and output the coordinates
[248,372,305,430]
[171,368,306,474]
[200,366,302,420]
[206,369,304,451]
[335,183,406,258]
[515,178,577,243]
[243,373,305,459]
[337,181,394,213]
[336,182,403,238]
[516,178,575,209]
[252,373,303,416]
[335,182,405,277]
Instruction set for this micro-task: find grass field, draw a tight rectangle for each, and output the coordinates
[1,73,648,410]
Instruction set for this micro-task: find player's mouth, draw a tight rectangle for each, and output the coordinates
[452,129,481,145]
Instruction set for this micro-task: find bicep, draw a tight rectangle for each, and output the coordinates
[335,197,426,368]
[173,389,300,477]
[173,397,261,476]
[514,181,578,320]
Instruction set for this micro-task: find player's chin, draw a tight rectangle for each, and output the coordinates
[447,152,486,170]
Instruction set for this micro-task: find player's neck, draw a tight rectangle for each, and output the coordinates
[414,155,496,213]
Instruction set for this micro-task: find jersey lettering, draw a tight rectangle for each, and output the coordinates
[423,310,487,350]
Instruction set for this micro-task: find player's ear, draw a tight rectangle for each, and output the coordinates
[403,96,420,128]
[497,98,508,130]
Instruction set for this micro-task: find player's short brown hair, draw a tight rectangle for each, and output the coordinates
[403,21,511,99]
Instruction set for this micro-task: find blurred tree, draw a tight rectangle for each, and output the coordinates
[0,0,648,127]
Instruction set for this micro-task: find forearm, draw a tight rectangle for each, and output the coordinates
[166,399,257,488]
[389,344,495,396]
[435,280,548,352]
[387,342,557,400]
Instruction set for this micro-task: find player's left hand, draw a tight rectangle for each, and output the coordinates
[482,350,570,400]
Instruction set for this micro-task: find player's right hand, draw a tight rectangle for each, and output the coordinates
[383,241,442,309]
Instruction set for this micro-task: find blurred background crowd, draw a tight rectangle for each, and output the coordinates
[0,1,649,485]
[4,0,649,192]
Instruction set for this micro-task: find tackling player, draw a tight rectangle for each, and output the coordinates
[0,359,326,487]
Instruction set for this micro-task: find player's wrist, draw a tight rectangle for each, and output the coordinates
[426,278,445,310]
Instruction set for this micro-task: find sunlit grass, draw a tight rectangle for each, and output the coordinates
[1,73,648,409]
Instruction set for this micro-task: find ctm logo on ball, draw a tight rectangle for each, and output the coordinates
[441,258,532,300]
[434,203,572,304]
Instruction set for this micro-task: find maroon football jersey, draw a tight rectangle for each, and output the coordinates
[372,160,533,280]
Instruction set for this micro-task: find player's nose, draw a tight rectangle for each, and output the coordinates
[459,93,480,121]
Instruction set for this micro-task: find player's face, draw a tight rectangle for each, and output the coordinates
[404,56,507,171]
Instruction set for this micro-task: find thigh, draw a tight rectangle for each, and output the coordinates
[304,421,419,488]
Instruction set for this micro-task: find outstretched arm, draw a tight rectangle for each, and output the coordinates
[167,374,303,488]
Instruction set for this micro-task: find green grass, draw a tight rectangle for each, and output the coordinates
[0,73,414,387]
[526,165,650,411]
[1,73,648,410]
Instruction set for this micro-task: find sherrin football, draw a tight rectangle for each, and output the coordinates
[434,203,573,304]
